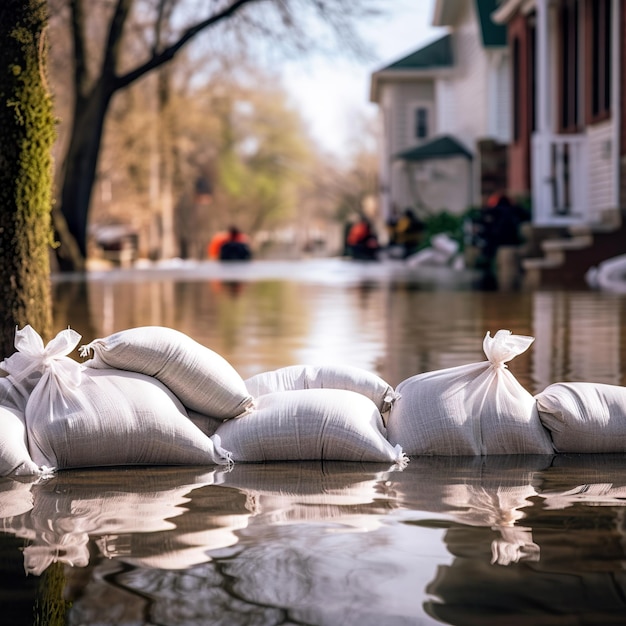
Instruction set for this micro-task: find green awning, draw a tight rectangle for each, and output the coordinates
[380,34,453,71]
[395,135,473,162]
[475,0,507,47]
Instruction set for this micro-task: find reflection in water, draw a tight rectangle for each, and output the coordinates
[0,468,238,576]
[3,458,626,623]
[52,264,626,390]
[388,456,551,567]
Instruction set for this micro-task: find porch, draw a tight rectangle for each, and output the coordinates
[520,213,626,289]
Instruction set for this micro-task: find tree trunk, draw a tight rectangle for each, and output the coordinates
[59,82,114,262]
[0,0,55,356]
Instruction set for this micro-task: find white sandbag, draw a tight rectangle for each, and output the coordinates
[1,325,82,402]
[80,326,253,420]
[0,376,27,413]
[28,367,231,470]
[386,330,554,456]
[244,364,398,415]
[0,377,37,475]
[535,382,626,453]
[0,405,43,476]
[187,410,223,438]
[0,326,82,475]
[3,326,230,470]
[212,388,407,464]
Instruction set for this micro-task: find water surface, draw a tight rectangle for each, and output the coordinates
[3,259,626,624]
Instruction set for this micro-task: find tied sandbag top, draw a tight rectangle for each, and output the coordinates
[1,325,83,417]
[482,329,535,367]
[1,325,82,390]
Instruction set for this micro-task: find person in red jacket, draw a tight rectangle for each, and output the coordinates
[346,216,379,260]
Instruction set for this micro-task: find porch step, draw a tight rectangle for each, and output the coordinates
[521,216,626,288]
[540,234,593,252]
[521,233,593,273]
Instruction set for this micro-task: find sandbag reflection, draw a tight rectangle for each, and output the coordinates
[387,456,553,567]
[116,461,408,626]
[7,457,626,624]
[0,467,250,575]
[417,455,626,625]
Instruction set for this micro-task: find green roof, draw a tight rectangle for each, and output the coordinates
[395,135,473,161]
[380,34,453,71]
[475,0,507,47]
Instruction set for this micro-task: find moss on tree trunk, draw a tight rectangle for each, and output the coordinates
[0,0,55,357]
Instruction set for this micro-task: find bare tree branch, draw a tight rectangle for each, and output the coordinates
[115,0,257,90]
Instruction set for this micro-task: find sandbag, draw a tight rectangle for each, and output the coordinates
[386,330,554,456]
[3,326,230,470]
[0,376,39,475]
[535,382,626,453]
[0,405,43,476]
[80,326,253,419]
[212,388,407,464]
[0,326,79,473]
[27,367,231,470]
[244,364,398,415]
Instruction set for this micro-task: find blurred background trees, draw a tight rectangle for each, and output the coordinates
[46,0,383,270]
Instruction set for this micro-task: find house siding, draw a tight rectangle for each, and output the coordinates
[387,82,436,156]
[587,120,615,219]
[444,2,489,144]
[438,0,510,205]
[381,82,436,215]
[414,156,473,215]
[372,0,511,220]
[436,79,456,133]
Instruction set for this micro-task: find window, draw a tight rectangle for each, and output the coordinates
[589,0,611,120]
[414,107,429,139]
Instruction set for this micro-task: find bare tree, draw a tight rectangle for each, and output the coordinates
[52,0,381,269]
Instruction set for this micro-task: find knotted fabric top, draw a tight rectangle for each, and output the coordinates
[482,329,534,368]
[0,325,82,418]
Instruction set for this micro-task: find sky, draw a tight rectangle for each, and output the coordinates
[279,0,445,159]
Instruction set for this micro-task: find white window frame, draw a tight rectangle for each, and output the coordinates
[408,101,432,142]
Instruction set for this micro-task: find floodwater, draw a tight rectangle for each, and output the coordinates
[4,258,626,625]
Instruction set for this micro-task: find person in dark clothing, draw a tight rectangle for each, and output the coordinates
[477,194,525,262]
[474,193,528,289]
[219,226,252,261]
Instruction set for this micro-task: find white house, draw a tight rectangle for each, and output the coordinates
[370,0,511,223]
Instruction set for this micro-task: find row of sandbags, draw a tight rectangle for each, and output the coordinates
[0,326,403,476]
[0,324,624,476]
